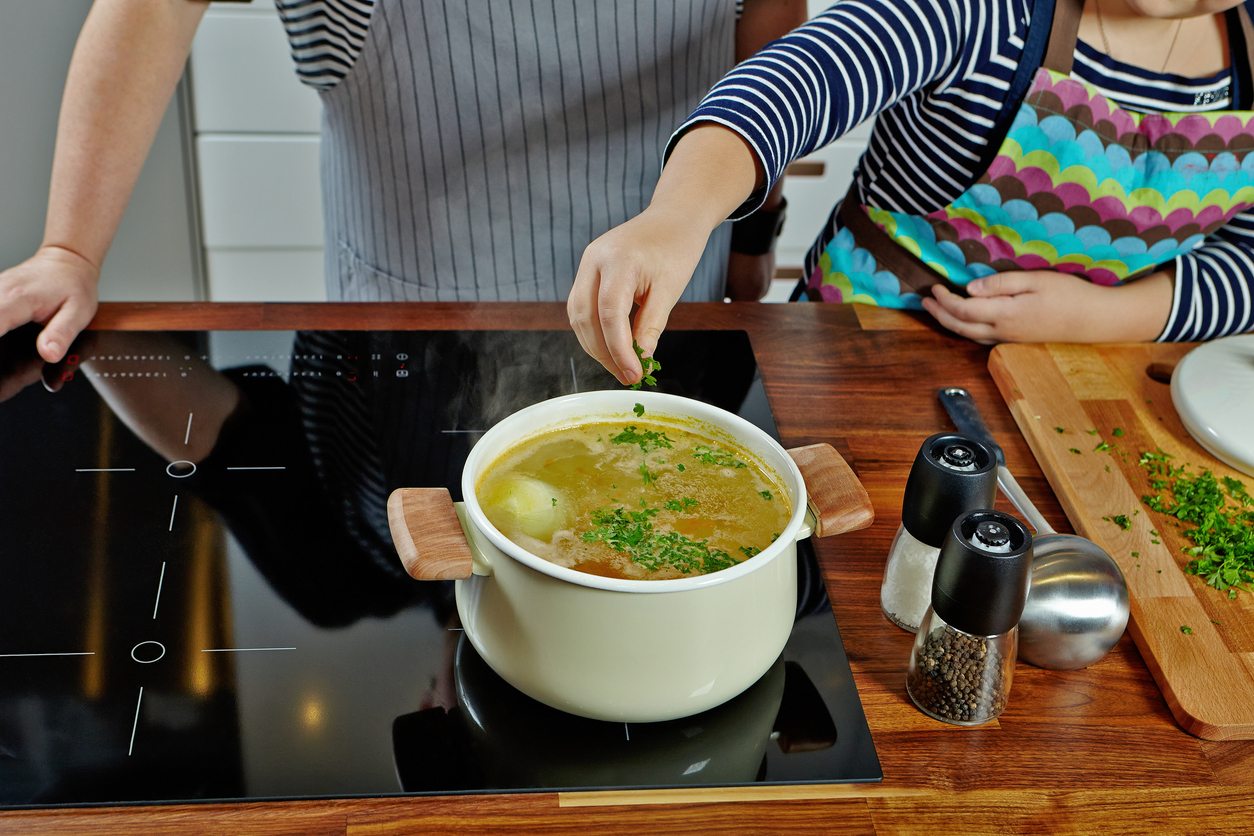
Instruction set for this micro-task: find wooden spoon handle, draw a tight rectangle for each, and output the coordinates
[786,444,874,538]
[387,488,474,580]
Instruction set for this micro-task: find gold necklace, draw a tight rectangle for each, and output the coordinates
[1095,0,1184,74]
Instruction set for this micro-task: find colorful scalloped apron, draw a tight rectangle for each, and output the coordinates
[810,0,1254,306]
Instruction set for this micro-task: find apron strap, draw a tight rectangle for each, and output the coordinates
[835,195,968,298]
[1042,0,1084,75]
[1227,2,1254,109]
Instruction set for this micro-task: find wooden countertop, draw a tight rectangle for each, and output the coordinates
[5,301,1253,835]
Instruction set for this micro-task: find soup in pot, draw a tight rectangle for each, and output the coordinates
[476,412,792,580]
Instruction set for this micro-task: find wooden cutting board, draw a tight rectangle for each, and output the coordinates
[989,342,1254,741]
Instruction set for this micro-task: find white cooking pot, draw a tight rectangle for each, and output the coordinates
[388,390,872,722]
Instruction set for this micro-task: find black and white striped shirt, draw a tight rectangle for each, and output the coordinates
[274,0,375,89]
[674,0,1254,341]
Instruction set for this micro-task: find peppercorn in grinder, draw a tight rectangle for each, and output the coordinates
[906,510,1033,725]
[880,433,998,632]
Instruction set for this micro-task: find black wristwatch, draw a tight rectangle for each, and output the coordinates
[730,197,787,256]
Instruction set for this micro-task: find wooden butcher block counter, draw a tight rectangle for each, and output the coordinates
[4,302,1253,836]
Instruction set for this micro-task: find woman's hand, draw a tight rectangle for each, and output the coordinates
[568,207,712,385]
[920,268,1174,344]
[0,246,100,363]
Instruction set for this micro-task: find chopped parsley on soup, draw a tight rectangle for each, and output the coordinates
[476,416,791,580]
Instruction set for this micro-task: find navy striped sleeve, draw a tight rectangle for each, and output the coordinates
[668,0,972,217]
[1162,219,1254,341]
[275,0,376,90]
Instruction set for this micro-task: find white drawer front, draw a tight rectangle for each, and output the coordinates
[197,135,323,248]
[206,248,327,301]
[191,10,322,133]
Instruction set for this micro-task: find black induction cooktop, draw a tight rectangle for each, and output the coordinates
[0,326,881,809]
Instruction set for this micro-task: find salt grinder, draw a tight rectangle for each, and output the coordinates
[906,510,1034,725]
[880,433,997,632]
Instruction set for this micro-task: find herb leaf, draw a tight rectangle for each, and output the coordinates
[663,497,698,512]
[580,504,740,575]
[611,425,674,454]
[1102,514,1132,530]
[1139,453,1254,599]
[692,445,747,469]
[628,340,661,390]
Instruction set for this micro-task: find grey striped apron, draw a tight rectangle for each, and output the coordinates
[318,0,736,302]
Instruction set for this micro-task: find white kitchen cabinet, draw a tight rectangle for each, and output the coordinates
[191,1,327,301]
[190,9,322,134]
[197,135,323,249]
[205,248,326,302]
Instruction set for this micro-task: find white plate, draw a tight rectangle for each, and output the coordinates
[1171,334,1254,478]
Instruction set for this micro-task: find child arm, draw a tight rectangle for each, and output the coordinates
[570,0,977,382]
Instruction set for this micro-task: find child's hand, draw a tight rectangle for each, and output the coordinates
[920,269,1173,344]
[567,124,760,384]
[568,206,712,386]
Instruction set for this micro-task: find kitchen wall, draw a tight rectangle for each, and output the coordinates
[0,0,203,302]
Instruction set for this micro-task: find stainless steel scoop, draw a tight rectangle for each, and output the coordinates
[938,387,1129,670]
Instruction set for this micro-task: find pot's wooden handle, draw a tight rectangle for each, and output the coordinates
[786,444,874,538]
[387,488,474,580]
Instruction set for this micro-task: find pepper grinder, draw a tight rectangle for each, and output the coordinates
[906,510,1034,725]
[880,433,997,632]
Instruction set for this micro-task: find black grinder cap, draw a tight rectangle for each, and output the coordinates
[931,510,1034,637]
[901,433,998,547]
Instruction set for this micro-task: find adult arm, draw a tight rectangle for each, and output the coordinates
[725,0,808,301]
[0,0,208,363]
[570,0,970,382]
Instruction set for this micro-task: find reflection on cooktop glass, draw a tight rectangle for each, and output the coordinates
[0,326,881,808]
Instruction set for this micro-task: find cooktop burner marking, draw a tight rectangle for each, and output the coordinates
[152,562,167,619]
[128,688,143,756]
[166,461,196,478]
[200,647,296,653]
[75,468,135,473]
[184,412,193,445]
[624,724,630,741]
[225,467,286,471]
[131,641,166,664]
[0,651,94,658]
[168,496,178,532]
